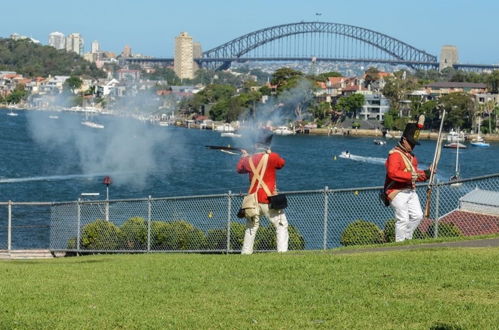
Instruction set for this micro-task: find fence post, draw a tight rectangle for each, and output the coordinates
[434,182,441,238]
[323,186,329,250]
[226,191,232,254]
[147,195,151,252]
[77,198,81,254]
[7,200,12,251]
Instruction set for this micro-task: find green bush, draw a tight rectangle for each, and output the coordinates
[383,219,397,243]
[206,222,245,250]
[255,224,305,250]
[151,220,207,250]
[121,217,147,249]
[81,219,122,250]
[428,222,462,238]
[341,220,384,246]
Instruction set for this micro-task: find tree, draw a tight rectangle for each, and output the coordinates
[63,76,83,94]
[336,93,365,118]
[382,71,419,113]
[439,92,475,130]
[5,84,28,104]
[270,67,303,93]
[487,70,499,93]
[364,67,380,88]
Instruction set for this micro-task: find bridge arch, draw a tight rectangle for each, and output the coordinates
[202,22,437,69]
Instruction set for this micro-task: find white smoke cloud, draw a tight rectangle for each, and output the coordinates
[26,110,181,188]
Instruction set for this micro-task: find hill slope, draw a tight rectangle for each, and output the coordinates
[0,38,106,78]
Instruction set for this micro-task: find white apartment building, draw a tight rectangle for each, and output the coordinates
[91,40,100,54]
[174,32,197,80]
[48,32,66,50]
[66,33,84,55]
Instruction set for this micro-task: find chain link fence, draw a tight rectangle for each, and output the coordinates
[1,173,499,253]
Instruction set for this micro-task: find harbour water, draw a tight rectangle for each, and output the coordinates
[1,108,499,203]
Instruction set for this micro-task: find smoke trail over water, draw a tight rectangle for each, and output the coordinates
[26,111,183,188]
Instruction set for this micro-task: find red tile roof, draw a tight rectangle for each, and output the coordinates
[419,210,499,236]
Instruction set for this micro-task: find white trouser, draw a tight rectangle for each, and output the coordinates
[390,190,423,242]
[241,203,289,255]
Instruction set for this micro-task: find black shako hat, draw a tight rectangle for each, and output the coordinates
[401,115,425,146]
[254,128,273,147]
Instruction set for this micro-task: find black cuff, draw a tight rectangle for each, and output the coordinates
[424,169,431,178]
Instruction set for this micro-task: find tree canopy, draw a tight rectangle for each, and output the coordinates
[0,38,105,78]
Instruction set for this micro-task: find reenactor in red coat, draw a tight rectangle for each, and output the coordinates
[237,129,289,254]
[384,116,432,242]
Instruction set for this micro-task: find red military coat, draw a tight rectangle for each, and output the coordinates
[384,146,429,200]
[237,151,285,203]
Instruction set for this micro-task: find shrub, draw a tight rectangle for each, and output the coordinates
[428,222,462,238]
[81,219,122,250]
[254,224,305,250]
[206,222,245,250]
[340,220,384,246]
[151,220,207,250]
[121,217,147,249]
[383,219,397,243]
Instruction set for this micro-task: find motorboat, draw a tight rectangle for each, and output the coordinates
[443,142,467,149]
[273,126,295,136]
[158,121,169,127]
[373,139,386,145]
[49,115,59,119]
[470,140,490,147]
[339,151,351,159]
[446,129,465,143]
[6,110,18,117]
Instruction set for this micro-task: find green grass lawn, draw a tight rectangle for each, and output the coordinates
[1,247,498,329]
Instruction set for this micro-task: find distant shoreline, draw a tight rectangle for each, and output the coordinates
[308,127,499,142]
[2,106,498,142]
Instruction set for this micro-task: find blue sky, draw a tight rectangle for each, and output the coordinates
[1,0,498,64]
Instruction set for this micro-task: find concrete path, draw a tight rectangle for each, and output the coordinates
[331,237,499,255]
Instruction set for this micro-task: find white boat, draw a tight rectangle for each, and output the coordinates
[373,139,386,145]
[6,111,18,117]
[443,142,467,149]
[158,121,169,127]
[49,115,59,119]
[470,122,489,147]
[215,123,236,132]
[273,126,295,136]
[221,132,241,138]
[81,120,104,129]
[470,141,490,147]
[446,129,465,143]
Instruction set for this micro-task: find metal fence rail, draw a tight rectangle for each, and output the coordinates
[1,173,499,253]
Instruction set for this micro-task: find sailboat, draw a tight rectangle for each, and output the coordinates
[470,120,489,147]
[449,141,462,186]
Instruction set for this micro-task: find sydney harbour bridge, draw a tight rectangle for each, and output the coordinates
[126,22,498,71]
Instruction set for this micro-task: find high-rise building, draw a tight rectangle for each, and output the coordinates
[121,45,132,58]
[91,40,100,54]
[439,45,458,71]
[174,32,200,80]
[66,33,84,55]
[48,32,66,50]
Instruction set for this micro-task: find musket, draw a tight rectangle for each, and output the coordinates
[424,109,446,218]
[205,145,244,155]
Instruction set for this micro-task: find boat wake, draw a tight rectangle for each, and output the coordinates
[338,152,386,165]
[0,173,112,184]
